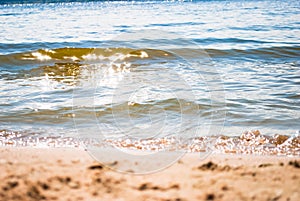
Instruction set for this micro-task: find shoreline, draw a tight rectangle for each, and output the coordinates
[0,147,299,201]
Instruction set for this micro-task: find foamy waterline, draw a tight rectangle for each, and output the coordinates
[1,129,299,157]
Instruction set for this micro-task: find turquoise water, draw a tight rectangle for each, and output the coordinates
[0,0,299,153]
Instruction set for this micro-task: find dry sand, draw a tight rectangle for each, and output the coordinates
[0,147,299,201]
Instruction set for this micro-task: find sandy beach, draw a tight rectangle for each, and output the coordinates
[1,0,300,201]
[0,147,299,201]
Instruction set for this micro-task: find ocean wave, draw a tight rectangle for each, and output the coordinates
[0,46,299,69]
[204,46,300,59]
[0,47,175,68]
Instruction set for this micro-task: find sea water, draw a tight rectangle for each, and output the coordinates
[0,0,299,156]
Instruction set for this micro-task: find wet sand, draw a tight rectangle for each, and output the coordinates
[0,147,299,201]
